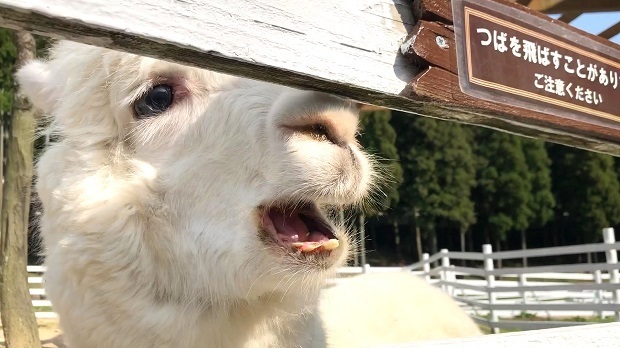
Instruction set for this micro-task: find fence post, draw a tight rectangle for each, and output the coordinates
[594,270,604,318]
[362,263,370,274]
[423,253,431,282]
[440,249,451,294]
[603,227,619,321]
[483,244,499,334]
[359,214,367,266]
[518,273,528,306]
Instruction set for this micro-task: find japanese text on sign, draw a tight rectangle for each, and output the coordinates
[458,3,620,124]
[476,27,618,106]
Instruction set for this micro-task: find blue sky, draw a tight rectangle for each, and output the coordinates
[549,12,620,44]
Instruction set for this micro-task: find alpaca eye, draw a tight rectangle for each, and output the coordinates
[134,84,173,118]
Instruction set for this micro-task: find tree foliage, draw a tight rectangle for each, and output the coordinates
[0,29,17,117]
[358,110,403,216]
[548,144,620,243]
[522,138,555,228]
[472,129,531,243]
[391,113,476,253]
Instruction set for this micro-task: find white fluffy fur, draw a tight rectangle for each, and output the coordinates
[18,41,480,348]
[316,273,482,347]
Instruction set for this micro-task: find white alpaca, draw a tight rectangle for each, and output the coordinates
[18,41,480,348]
[316,272,482,347]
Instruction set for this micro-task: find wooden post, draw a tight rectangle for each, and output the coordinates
[594,270,604,318]
[0,31,40,347]
[602,227,619,321]
[423,253,431,282]
[359,213,366,267]
[521,230,528,267]
[483,244,499,334]
[352,225,359,267]
[440,249,450,294]
[394,221,402,262]
[518,273,528,306]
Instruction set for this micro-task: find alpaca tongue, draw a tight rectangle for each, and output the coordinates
[265,208,340,252]
[268,210,309,242]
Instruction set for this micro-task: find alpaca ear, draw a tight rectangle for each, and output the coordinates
[16,60,59,113]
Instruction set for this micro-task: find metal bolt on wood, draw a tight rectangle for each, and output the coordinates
[435,35,449,49]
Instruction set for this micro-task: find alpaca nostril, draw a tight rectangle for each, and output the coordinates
[287,122,347,147]
[279,107,358,147]
[309,123,344,147]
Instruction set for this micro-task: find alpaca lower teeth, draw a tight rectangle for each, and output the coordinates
[301,243,321,252]
[322,239,339,250]
[290,239,339,252]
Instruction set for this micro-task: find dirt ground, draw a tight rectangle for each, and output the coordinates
[0,319,65,348]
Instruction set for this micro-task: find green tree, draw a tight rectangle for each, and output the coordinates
[358,110,403,215]
[436,125,476,252]
[548,144,620,244]
[520,138,555,265]
[0,29,17,117]
[357,110,403,264]
[472,129,532,253]
[391,112,476,258]
[0,31,51,117]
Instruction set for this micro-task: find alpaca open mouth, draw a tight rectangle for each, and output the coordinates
[259,202,340,254]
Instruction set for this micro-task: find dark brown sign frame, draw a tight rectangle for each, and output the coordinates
[452,0,620,130]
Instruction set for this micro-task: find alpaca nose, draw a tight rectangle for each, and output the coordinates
[286,111,358,147]
[279,93,359,147]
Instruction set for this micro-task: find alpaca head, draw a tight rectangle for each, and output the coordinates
[18,41,374,306]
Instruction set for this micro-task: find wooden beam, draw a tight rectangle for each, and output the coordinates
[0,0,417,96]
[416,0,453,23]
[557,12,581,23]
[401,20,456,72]
[528,0,620,14]
[526,0,565,12]
[599,22,620,40]
[0,0,620,156]
[359,104,387,112]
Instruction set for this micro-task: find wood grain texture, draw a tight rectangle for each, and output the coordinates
[401,20,456,72]
[1,0,620,155]
[417,0,453,23]
[0,0,416,95]
[0,31,41,348]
